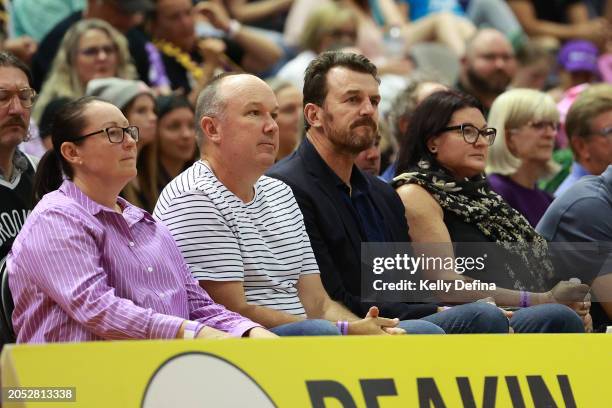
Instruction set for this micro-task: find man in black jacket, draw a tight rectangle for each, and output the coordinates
[268,51,509,333]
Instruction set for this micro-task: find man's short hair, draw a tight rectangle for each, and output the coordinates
[565,84,612,141]
[0,52,33,87]
[194,72,241,146]
[303,51,379,130]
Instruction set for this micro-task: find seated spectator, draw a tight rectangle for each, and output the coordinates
[346,0,474,59]
[393,89,589,332]
[30,0,152,91]
[456,29,517,116]
[393,0,524,48]
[508,0,611,48]
[86,78,158,211]
[155,94,198,196]
[154,73,444,336]
[269,51,512,334]
[511,41,553,90]
[555,83,612,196]
[538,165,612,332]
[486,89,560,226]
[265,78,302,161]
[8,96,275,343]
[32,19,137,125]
[355,131,382,176]
[548,40,600,102]
[0,52,37,261]
[146,0,281,101]
[381,76,448,181]
[278,2,359,90]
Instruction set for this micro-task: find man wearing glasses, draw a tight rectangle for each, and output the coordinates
[555,83,612,197]
[0,52,37,260]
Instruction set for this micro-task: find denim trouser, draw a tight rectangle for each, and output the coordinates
[509,304,584,333]
[422,302,510,334]
[269,318,445,336]
[421,302,585,333]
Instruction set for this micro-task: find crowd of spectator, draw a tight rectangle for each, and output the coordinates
[0,0,611,346]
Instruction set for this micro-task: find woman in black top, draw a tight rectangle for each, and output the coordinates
[392,89,590,332]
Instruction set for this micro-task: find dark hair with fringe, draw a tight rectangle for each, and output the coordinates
[395,90,484,176]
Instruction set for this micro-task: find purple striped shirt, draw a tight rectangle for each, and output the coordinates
[7,181,259,343]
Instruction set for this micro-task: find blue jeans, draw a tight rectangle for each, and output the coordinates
[269,318,444,336]
[422,302,510,333]
[509,304,584,333]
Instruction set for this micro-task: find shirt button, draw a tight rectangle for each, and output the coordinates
[147,266,153,272]
[129,241,135,247]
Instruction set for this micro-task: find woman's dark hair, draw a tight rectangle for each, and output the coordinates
[156,94,193,120]
[395,90,484,176]
[33,96,103,204]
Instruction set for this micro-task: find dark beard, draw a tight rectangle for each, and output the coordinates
[323,112,377,155]
[466,67,510,95]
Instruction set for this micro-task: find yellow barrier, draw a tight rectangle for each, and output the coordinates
[1,334,610,407]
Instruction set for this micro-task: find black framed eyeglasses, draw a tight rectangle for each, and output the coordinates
[73,126,139,144]
[0,87,37,108]
[441,124,497,146]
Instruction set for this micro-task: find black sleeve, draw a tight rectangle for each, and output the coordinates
[289,181,438,320]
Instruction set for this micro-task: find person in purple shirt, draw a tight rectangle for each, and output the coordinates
[7,96,276,343]
[486,89,559,227]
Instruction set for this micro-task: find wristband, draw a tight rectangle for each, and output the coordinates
[336,320,349,335]
[519,291,530,308]
[183,321,203,339]
[227,19,242,39]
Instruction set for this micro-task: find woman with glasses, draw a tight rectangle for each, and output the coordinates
[8,97,275,343]
[86,77,159,212]
[32,19,136,124]
[486,89,560,226]
[392,90,589,332]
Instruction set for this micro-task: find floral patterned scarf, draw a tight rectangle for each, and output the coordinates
[392,161,553,291]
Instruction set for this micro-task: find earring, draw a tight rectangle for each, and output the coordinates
[430,147,437,153]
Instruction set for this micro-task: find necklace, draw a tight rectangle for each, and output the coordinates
[153,38,204,82]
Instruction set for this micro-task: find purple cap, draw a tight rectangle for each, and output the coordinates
[558,40,599,73]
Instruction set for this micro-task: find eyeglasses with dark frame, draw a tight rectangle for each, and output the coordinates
[0,87,37,108]
[72,126,139,144]
[441,123,497,146]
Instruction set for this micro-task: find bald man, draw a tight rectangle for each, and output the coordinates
[154,72,444,336]
[456,28,517,115]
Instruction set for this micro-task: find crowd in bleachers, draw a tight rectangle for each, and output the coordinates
[0,0,611,345]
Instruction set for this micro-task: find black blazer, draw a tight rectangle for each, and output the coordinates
[267,139,438,319]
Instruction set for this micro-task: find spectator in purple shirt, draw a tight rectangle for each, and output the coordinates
[486,88,560,227]
[7,96,276,343]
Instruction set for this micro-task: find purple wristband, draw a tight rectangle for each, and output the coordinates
[336,320,349,335]
[519,291,530,308]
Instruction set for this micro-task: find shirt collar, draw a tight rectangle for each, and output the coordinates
[302,139,372,194]
[571,161,591,178]
[602,165,612,190]
[59,180,154,224]
[0,149,29,182]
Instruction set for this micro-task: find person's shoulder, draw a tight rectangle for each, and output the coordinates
[38,11,80,47]
[267,151,307,183]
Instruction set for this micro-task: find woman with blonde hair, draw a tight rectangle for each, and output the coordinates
[32,18,136,123]
[486,88,560,226]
